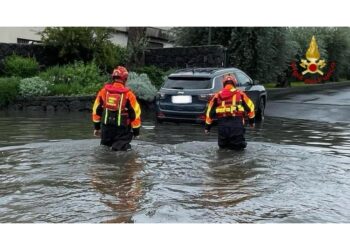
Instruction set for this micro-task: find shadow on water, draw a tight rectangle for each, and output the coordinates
[0,111,350,222]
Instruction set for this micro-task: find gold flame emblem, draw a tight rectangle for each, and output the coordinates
[300,36,326,75]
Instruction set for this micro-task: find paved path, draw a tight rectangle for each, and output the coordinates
[265,87,350,123]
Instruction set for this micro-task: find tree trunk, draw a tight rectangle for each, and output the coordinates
[127,27,147,69]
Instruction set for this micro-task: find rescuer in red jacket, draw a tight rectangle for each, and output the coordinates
[92,66,141,151]
[205,75,255,150]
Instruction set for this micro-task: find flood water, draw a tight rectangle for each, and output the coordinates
[0,111,350,223]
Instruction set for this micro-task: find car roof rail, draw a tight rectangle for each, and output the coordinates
[174,67,222,74]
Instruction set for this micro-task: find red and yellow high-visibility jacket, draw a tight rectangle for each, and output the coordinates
[205,84,255,125]
[92,81,141,130]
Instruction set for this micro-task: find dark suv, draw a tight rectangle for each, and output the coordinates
[155,68,267,123]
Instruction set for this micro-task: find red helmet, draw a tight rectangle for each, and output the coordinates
[222,75,238,86]
[112,66,129,82]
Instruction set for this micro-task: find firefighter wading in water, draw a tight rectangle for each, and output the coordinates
[92,66,141,151]
[205,75,255,150]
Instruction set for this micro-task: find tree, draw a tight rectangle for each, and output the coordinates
[174,27,350,84]
[289,27,350,82]
[174,27,294,83]
[174,27,233,47]
[227,27,294,84]
[321,27,350,81]
[41,27,127,72]
[126,27,148,69]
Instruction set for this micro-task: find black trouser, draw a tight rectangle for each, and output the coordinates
[101,124,133,151]
[217,116,247,150]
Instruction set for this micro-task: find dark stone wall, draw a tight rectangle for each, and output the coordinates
[144,45,227,69]
[0,43,227,72]
[0,43,59,71]
[7,96,155,113]
[9,96,95,112]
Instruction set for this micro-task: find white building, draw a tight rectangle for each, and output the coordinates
[0,27,174,47]
[0,27,43,44]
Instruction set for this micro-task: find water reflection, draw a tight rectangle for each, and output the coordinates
[189,150,258,223]
[90,149,144,223]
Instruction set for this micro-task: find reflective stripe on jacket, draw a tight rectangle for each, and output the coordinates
[92,81,141,129]
[205,84,255,125]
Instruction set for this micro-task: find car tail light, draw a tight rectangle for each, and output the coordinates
[198,93,215,101]
[157,112,165,118]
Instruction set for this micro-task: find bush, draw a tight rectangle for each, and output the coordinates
[19,77,51,97]
[48,82,102,96]
[94,43,128,73]
[126,72,157,102]
[39,61,109,96]
[39,61,108,87]
[134,66,166,89]
[3,55,39,77]
[0,77,20,107]
[40,27,127,70]
[79,83,102,95]
[48,83,76,96]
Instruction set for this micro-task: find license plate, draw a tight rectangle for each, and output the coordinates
[171,95,192,104]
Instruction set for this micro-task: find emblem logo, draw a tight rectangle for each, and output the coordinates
[300,36,326,75]
[291,35,336,84]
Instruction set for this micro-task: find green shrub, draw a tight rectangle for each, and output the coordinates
[126,72,157,102]
[79,83,102,95]
[134,66,166,89]
[48,82,102,96]
[94,43,128,73]
[19,77,51,97]
[40,27,127,70]
[0,77,20,107]
[39,61,108,86]
[3,55,39,77]
[48,83,74,96]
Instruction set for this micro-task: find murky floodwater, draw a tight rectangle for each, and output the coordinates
[0,111,350,223]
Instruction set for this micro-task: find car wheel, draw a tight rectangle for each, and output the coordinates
[255,98,265,122]
[156,118,163,124]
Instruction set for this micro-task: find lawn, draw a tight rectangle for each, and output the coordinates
[264,81,314,88]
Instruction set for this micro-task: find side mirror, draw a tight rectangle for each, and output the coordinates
[253,80,260,85]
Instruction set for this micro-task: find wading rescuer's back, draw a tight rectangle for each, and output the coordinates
[205,75,255,150]
[92,66,141,151]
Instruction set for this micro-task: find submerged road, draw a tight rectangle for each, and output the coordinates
[0,86,350,223]
[266,87,350,123]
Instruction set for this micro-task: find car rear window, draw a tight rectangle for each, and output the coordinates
[163,77,212,90]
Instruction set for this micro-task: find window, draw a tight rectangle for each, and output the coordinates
[214,75,225,88]
[234,71,252,86]
[163,77,212,90]
[17,38,41,44]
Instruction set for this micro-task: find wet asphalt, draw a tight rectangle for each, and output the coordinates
[266,86,350,123]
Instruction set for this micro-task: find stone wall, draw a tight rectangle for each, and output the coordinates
[144,45,227,69]
[8,96,95,112]
[7,96,155,113]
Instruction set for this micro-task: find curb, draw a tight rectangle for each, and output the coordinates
[267,81,350,100]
